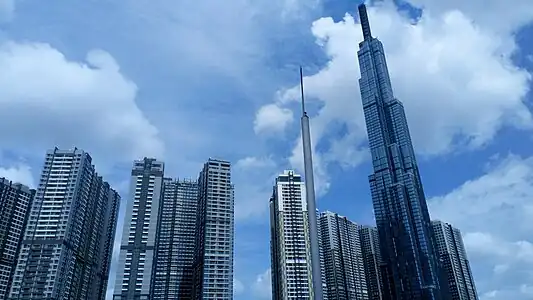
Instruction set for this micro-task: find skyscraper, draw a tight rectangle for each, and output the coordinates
[192,158,234,300]
[113,158,165,300]
[8,148,120,300]
[356,4,443,299]
[270,170,313,300]
[359,226,384,300]
[151,178,198,299]
[318,211,368,300]
[95,181,121,300]
[432,221,478,300]
[0,179,34,299]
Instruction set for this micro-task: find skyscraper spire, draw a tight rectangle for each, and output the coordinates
[358,4,372,40]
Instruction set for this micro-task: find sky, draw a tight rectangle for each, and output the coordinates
[0,0,532,299]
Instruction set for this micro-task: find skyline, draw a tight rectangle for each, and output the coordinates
[0,0,531,299]
[0,151,477,300]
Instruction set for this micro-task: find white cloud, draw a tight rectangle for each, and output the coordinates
[251,268,271,300]
[323,132,369,169]
[254,0,532,192]
[520,284,533,295]
[406,0,533,34]
[429,154,533,298]
[288,135,331,195]
[462,232,533,264]
[126,0,320,96]
[493,264,509,275]
[234,277,245,296]
[479,287,533,300]
[0,42,164,164]
[235,156,276,170]
[233,157,279,220]
[254,104,294,135]
[430,155,533,237]
[482,290,498,299]
[0,164,34,187]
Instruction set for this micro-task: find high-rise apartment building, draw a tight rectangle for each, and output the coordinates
[356,4,444,299]
[96,181,121,300]
[270,170,313,300]
[111,157,235,300]
[318,211,368,300]
[0,179,34,299]
[151,178,198,299]
[432,221,478,300]
[316,210,328,299]
[113,158,164,300]
[8,148,120,300]
[192,158,234,300]
[359,226,384,300]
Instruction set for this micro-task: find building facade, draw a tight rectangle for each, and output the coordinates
[432,221,478,300]
[95,183,121,300]
[270,170,314,300]
[318,211,368,300]
[0,179,34,299]
[192,158,234,300]
[8,148,120,300]
[150,178,198,299]
[359,226,384,300]
[113,158,165,300]
[356,4,443,299]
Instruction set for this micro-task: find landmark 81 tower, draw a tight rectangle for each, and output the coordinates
[356,4,443,300]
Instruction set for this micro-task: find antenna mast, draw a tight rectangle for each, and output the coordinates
[300,66,324,300]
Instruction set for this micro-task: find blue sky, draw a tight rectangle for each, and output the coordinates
[0,0,532,299]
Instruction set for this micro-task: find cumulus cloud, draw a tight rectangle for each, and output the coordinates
[233,156,281,220]
[406,0,533,34]
[429,154,533,298]
[251,268,271,299]
[254,0,532,192]
[288,135,331,195]
[233,156,279,220]
[254,104,294,135]
[0,42,164,164]
[493,264,509,275]
[235,156,276,170]
[0,164,34,187]
[281,0,320,19]
[430,155,533,238]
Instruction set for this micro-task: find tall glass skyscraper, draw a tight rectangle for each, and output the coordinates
[356,4,443,299]
[9,148,120,300]
[151,178,198,299]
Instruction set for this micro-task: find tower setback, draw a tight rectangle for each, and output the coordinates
[356,4,444,299]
